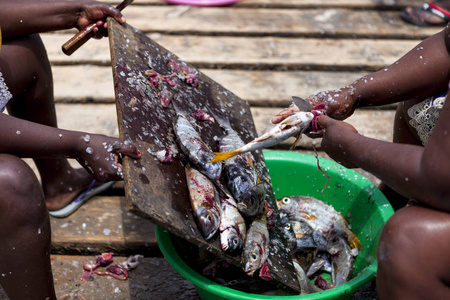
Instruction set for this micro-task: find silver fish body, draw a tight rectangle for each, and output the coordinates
[215,114,266,216]
[327,234,355,286]
[185,166,221,240]
[219,194,246,255]
[242,212,269,276]
[276,196,362,250]
[293,261,322,294]
[210,111,314,163]
[174,113,222,181]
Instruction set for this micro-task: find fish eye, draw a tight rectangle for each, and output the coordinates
[250,196,256,205]
[282,197,290,204]
[207,215,212,222]
[284,223,291,230]
[233,238,239,245]
[251,253,258,261]
[332,236,339,243]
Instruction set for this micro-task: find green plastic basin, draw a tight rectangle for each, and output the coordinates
[156,151,394,300]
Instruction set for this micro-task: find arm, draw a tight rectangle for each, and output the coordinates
[0,113,140,181]
[317,96,450,212]
[273,25,450,124]
[0,0,125,38]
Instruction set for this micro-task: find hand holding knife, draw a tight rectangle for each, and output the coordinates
[62,0,134,56]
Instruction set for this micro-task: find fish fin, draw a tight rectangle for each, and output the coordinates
[210,150,239,163]
[349,235,363,250]
[290,134,303,150]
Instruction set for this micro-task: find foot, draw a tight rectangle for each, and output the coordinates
[44,168,97,211]
[402,1,450,26]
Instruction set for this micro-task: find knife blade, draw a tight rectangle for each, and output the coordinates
[61,0,134,56]
[291,96,313,112]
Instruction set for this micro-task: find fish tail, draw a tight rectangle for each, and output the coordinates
[349,235,363,250]
[210,150,240,163]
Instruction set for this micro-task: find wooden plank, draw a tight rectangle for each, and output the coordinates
[52,65,366,105]
[107,0,423,9]
[55,5,436,38]
[50,196,160,256]
[52,255,199,300]
[117,6,439,39]
[43,34,419,71]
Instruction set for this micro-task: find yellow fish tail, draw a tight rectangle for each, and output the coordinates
[210,150,240,163]
[349,235,363,250]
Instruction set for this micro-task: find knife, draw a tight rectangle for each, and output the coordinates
[61,0,134,56]
[291,96,314,112]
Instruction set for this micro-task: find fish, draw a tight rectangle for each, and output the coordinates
[213,111,266,216]
[174,111,222,181]
[242,208,270,276]
[219,193,246,255]
[327,233,355,286]
[276,196,362,250]
[185,166,222,240]
[293,261,322,294]
[280,213,297,250]
[210,111,315,163]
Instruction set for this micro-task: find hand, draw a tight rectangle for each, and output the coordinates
[308,86,357,120]
[75,134,140,182]
[317,115,359,168]
[76,1,126,39]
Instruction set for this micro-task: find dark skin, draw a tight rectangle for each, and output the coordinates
[274,25,450,299]
[0,1,140,299]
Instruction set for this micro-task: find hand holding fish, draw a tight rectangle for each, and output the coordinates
[316,115,359,168]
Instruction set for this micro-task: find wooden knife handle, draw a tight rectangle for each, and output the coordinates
[61,23,98,56]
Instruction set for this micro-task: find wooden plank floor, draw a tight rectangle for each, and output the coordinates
[1,0,438,299]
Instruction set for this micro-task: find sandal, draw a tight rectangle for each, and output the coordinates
[401,2,450,26]
[49,180,115,218]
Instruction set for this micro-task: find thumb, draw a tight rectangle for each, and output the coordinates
[316,115,337,129]
[117,141,141,159]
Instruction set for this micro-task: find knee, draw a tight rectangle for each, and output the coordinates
[377,206,423,269]
[0,155,45,222]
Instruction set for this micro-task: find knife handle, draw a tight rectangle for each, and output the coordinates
[61,23,98,56]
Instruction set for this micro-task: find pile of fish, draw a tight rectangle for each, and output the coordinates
[173,106,274,278]
[277,195,362,293]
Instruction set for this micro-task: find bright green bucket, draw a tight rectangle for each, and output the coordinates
[156,151,394,299]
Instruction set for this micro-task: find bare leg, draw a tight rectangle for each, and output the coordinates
[379,100,423,210]
[0,34,95,211]
[0,154,56,300]
[377,203,450,299]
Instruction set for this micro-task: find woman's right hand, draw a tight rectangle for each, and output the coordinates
[75,133,140,182]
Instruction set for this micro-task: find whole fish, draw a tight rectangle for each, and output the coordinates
[219,193,246,255]
[242,209,269,276]
[210,111,315,163]
[276,196,362,250]
[293,261,322,294]
[213,112,266,216]
[327,233,355,286]
[174,111,222,181]
[185,166,221,240]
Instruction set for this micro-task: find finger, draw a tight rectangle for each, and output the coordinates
[316,115,336,129]
[117,142,141,159]
[107,8,126,24]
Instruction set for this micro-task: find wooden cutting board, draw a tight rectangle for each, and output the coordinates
[107,18,299,291]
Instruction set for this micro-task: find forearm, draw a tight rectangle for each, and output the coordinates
[339,131,450,211]
[1,0,88,37]
[351,29,450,107]
[0,113,82,158]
